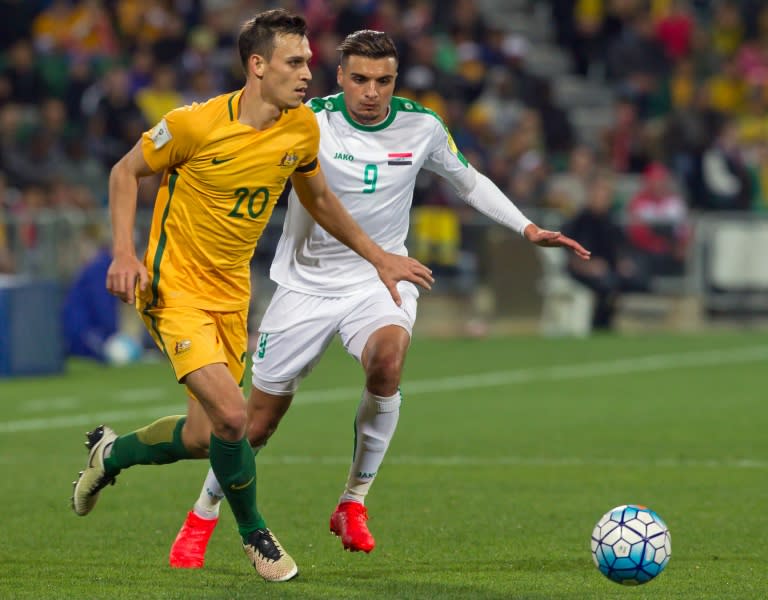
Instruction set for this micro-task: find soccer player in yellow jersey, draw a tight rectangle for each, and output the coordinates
[70,9,433,583]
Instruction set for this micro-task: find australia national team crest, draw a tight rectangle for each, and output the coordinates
[387,152,412,166]
[278,151,299,167]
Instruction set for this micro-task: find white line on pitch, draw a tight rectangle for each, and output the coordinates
[292,344,768,405]
[2,345,767,434]
[1,453,764,469]
[256,455,768,470]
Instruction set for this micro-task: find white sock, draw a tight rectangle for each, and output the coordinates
[340,388,401,505]
[192,467,224,520]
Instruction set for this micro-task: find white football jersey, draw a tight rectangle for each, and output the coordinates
[270,93,475,296]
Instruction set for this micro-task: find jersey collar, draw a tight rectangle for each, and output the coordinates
[339,94,397,132]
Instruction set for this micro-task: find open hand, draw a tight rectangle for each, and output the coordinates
[375,253,434,305]
[524,224,591,260]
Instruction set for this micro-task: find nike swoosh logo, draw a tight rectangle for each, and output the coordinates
[230,476,255,491]
[212,157,235,164]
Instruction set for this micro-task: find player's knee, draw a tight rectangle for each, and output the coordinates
[213,409,248,442]
[246,414,281,447]
[365,351,403,394]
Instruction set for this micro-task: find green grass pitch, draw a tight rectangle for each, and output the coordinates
[1,331,766,599]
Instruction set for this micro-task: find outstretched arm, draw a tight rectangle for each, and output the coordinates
[454,168,591,260]
[106,141,154,304]
[422,120,591,260]
[291,169,434,305]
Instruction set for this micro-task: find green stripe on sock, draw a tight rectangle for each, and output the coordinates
[104,416,191,475]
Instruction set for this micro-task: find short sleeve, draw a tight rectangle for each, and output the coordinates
[423,117,475,197]
[291,106,321,178]
[141,105,204,173]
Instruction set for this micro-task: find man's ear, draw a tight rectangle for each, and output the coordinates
[251,53,266,79]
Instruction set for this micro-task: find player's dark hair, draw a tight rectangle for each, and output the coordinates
[238,9,307,70]
[337,30,398,66]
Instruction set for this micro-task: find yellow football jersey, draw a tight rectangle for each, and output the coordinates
[139,89,320,311]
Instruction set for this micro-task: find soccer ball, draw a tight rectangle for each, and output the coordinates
[103,333,142,366]
[591,504,671,585]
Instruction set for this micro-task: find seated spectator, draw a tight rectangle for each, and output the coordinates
[61,241,118,362]
[626,162,690,276]
[563,170,648,331]
[698,117,753,211]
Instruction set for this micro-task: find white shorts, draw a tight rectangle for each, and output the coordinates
[251,281,418,395]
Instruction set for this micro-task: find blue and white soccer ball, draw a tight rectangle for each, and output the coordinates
[103,333,142,366]
[591,504,671,585]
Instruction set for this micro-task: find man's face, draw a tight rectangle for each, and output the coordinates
[257,33,312,110]
[337,55,397,124]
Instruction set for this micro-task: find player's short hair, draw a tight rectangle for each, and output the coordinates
[337,30,398,66]
[238,9,307,69]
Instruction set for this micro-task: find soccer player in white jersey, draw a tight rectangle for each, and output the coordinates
[168,30,590,568]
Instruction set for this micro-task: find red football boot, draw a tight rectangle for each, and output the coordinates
[329,501,375,553]
[169,511,218,568]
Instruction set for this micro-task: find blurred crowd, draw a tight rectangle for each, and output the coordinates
[0,0,767,293]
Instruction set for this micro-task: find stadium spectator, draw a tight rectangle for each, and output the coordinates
[563,169,647,330]
[135,63,184,126]
[706,55,748,115]
[662,86,721,202]
[546,143,597,216]
[536,79,576,161]
[601,96,651,173]
[61,243,119,362]
[735,6,768,86]
[3,127,66,189]
[65,0,119,60]
[625,162,691,276]
[699,118,754,211]
[654,0,696,62]
[499,34,546,109]
[31,0,73,55]
[0,39,47,107]
[606,9,669,117]
[710,0,745,59]
[87,65,147,168]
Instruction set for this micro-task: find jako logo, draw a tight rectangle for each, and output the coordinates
[333,152,354,161]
